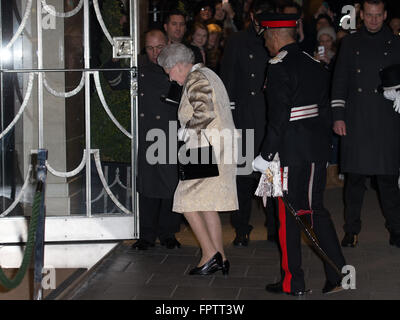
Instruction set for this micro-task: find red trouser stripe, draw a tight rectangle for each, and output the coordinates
[278,169,291,293]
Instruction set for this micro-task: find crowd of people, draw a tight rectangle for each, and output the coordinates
[106,0,400,296]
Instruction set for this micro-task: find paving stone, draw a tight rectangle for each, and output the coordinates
[100,283,142,300]
[210,276,272,289]
[125,262,189,275]
[246,265,281,278]
[147,273,214,287]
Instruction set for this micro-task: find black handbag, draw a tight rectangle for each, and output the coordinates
[177,130,219,181]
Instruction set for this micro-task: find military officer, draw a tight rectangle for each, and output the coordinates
[104,30,182,250]
[331,0,400,248]
[220,0,278,246]
[253,13,346,295]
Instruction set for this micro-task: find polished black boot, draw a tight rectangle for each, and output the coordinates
[160,237,181,249]
[233,227,253,247]
[265,281,310,296]
[131,239,155,250]
[322,280,344,294]
[189,252,223,275]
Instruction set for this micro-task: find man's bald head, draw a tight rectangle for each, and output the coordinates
[264,27,296,56]
[145,29,168,64]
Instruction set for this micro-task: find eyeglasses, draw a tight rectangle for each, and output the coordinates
[201,7,212,12]
[145,45,165,51]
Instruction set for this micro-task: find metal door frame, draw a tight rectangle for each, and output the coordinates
[0,0,139,243]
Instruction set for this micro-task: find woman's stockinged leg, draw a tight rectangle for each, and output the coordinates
[201,211,226,261]
[183,211,217,266]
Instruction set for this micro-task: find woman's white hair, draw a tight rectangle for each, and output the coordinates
[157,43,195,69]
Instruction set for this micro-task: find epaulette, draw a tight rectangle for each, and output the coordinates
[302,51,321,63]
[269,50,288,64]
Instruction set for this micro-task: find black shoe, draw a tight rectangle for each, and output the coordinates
[341,233,358,247]
[322,280,344,294]
[233,226,253,247]
[160,237,181,249]
[189,252,223,275]
[265,281,310,296]
[131,239,155,250]
[233,234,249,246]
[389,232,400,247]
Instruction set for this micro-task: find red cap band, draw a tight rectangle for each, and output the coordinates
[261,20,298,28]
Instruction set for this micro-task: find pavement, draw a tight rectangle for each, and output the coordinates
[70,185,400,300]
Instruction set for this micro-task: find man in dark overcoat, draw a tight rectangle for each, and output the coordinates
[104,30,181,250]
[331,0,400,247]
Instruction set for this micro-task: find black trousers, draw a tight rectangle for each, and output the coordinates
[344,173,400,235]
[231,176,278,237]
[230,176,257,235]
[277,162,346,293]
[138,194,181,243]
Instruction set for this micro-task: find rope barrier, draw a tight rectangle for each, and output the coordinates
[0,189,42,290]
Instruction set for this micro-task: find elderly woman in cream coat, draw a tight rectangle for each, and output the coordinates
[158,43,239,276]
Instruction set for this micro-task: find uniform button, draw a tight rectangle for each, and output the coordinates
[140,113,144,117]
[140,73,144,77]
[251,73,255,78]
[358,88,362,92]
[357,69,361,73]
[384,52,388,56]
[388,40,392,44]
[374,89,378,93]
[140,93,144,96]
[250,91,256,96]
[249,54,254,59]
[156,115,160,120]
[356,51,360,55]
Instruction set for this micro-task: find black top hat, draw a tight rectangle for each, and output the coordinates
[380,64,400,91]
[256,12,300,29]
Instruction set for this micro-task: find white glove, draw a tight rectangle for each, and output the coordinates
[252,155,269,173]
[384,89,397,101]
[177,127,189,142]
[384,89,400,114]
[254,153,283,206]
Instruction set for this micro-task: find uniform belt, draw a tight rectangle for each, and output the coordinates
[289,104,319,121]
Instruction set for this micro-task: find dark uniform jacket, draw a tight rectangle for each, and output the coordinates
[331,25,400,175]
[104,55,178,199]
[261,43,332,167]
[220,26,270,172]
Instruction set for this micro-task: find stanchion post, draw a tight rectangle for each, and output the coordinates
[33,149,48,300]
